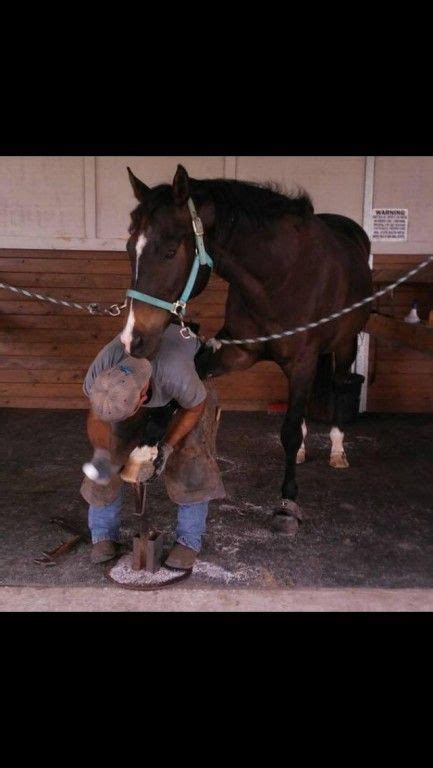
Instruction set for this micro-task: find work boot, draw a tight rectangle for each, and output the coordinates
[90,540,117,564]
[164,543,198,571]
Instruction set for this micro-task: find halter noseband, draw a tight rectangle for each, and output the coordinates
[126,198,213,319]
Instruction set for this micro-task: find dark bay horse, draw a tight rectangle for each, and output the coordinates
[121,164,372,532]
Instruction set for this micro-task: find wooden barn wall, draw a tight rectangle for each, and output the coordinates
[366,158,433,413]
[0,156,432,413]
[0,249,287,410]
[1,249,432,412]
[0,155,364,411]
[367,254,433,413]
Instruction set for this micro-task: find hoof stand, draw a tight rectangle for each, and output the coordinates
[132,531,164,573]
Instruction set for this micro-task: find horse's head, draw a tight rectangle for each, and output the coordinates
[121,164,213,359]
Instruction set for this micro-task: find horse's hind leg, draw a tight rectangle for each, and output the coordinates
[329,337,358,469]
[296,419,307,464]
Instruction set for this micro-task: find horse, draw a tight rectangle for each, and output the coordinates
[120,164,372,533]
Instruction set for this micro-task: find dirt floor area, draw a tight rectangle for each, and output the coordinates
[1,409,432,591]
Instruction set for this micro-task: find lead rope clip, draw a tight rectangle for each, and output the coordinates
[171,300,193,339]
[108,302,127,317]
[180,323,192,339]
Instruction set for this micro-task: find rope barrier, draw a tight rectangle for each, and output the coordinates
[1,254,432,346]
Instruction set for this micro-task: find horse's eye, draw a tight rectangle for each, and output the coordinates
[165,248,177,260]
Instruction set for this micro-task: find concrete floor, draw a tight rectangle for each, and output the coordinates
[1,409,432,610]
[2,586,433,612]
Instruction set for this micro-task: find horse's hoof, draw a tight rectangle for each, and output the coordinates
[271,513,299,537]
[330,451,349,469]
[271,499,303,536]
[296,448,306,464]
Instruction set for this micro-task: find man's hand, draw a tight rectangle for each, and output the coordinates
[148,400,206,481]
[150,442,174,479]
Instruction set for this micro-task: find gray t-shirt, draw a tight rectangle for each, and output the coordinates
[83,324,206,410]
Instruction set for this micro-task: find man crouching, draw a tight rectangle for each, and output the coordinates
[80,323,225,570]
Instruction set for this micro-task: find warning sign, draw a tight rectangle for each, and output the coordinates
[372,208,408,241]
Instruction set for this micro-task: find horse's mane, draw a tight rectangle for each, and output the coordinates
[193,178,314,232]
[130,178,314,237]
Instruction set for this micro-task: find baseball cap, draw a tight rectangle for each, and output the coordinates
[89,355,152,422]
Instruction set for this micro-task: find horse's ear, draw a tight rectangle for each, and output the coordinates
[127,167,149,203]
[172,164,190,206]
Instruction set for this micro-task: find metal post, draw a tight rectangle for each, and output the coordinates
[354,156,375,412]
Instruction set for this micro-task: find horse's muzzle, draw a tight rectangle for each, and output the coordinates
[129,331,161,360]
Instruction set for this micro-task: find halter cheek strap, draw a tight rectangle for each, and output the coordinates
[187,198,214,271]
[126,197,213,317]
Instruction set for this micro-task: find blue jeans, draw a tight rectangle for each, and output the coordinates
[88,488,208,553]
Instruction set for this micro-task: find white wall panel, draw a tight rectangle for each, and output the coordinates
[236,156,366,223]
[373,156,433,253]
[0,157,85,237]
[1,156,433,253]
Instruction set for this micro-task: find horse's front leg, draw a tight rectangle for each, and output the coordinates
[273,359,317,537]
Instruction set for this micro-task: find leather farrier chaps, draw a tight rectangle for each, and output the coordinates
[80,380,226,507]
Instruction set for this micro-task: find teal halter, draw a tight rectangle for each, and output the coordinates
[126,197,213,318]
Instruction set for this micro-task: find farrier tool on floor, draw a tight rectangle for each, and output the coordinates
[34,536,82,566]
[34,517,92,566]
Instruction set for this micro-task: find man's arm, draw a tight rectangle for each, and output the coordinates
[151,398,206,478]
[164,399,206,448]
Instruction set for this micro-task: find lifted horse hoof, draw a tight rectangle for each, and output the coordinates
[271,513,299,536]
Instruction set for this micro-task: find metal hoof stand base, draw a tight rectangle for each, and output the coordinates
[105,478,192,590]
[131,481,165,573]
[132,530,164,573]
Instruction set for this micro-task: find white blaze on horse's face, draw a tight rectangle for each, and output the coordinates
[135,234,147,281]
[121,234,148,353]
[120,302,135,353]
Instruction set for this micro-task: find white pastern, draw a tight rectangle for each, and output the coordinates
[296,419,307,464]
[120,302,135,353]
[329,426,349,469]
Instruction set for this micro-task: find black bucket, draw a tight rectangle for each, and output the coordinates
[334,373,365,424]
[307,372,365,424]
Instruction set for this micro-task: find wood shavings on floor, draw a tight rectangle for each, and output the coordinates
[109,554,181,585]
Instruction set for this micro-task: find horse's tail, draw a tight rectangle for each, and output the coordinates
[306,352,335,422]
